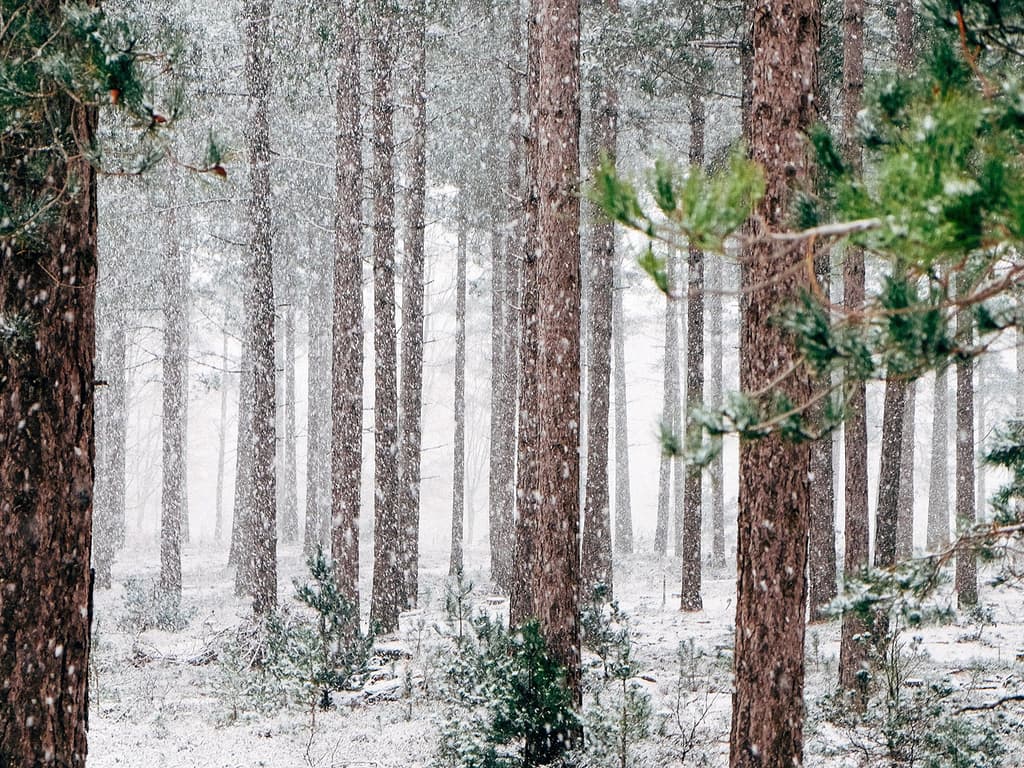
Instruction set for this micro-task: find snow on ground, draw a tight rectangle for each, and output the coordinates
[88,541,1024,767]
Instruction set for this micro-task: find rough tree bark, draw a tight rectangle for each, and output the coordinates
[728,0,818,766]
[927,368,950,551]
[243,0,278,617]
[230,329,254,583]
[398,5,427,609]
[838,0,869,702]
[369,0,401,634]
[305,242,332,556]
[612,256,633,554]
[160,194,188,607]
[451,213,468,577]
[671,251,686,559]
[680,71,705,611]
[654,253,679,557]
[955,280,977,607]
[0,8,98,761]
[896,381,917,558]
[280,280,299,544]
[332,0,363,624]
[581,48,617,600]
[215,305,230,545]
[706,252,725,567]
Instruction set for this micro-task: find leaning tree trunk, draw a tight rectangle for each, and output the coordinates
[927,368,950,551]
[160,193,188,608]
[369,0,402,634]
[519,0,584,752]
[243,0,278,617]
[581,59,617,601]
[680,73,706,612]
[332,0,363,625]
[729,1,818,767]
[612,255,633,554]
[955,280,977,607]
[398,7,427,609]
[0,12,98,761]
[451,212,468,577]
[837,0,869,704]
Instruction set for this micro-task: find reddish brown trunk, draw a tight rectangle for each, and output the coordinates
[729,1,819,766]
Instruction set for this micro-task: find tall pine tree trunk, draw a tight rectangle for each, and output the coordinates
[306,241,332,556]
[369,0,401,634]
[706,252,725,567]
[581,56,617,599]
[955,282,977,607]
[331,0,363,626]
[215,305,230,545]
[451,213,468,577]
[230,327,254,581]
[244,0,278,617]
[0,11,98,759]
[729,0,818,765]
[280,288,299,544]
[612,256,633,554]
[896,380,917,558]
[399,8,427,609]
[680,76,705,611]
[838,0,869,701]
[654,255,678,556]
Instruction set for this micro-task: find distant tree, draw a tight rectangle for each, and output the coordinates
[215,304,231,545]
[705,253,724,567]
[279,257,299,545]
[451,208,468,577]
[896,381,917,558]
[305,236,333,557]
[369,0,402,634]
[332,0,364,628]
[654,253,679,557]
[612,256,634,555]
[927,368,951,550]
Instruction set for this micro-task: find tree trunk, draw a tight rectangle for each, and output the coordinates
[369,0,401,634]
[837,0,869,702]
[706,252,725,567]
[489,191,509,588]
[655,254,678,557]
[976,359,986,522]
[581,60,617,600]
[728,1,818,766]
[332,0,364,627]
[230,328,254,582]
[398,10,427,609]
[94,310,127,587]
[874,377,908,570]
[927,368,950,551]
[451,213,468,577]
[612,256,633,554]
[0,15,97,761]
[955,283,977,607]
[244,0,278,617]
[160,195,188,606]
[680,79,705,612]
[515,0,583,737]
[305,244,332,557]
[896,380,916,558]
[215,306,230,545]
[280,291,299,544]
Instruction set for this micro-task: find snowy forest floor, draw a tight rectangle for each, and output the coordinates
[88,542,1024,767]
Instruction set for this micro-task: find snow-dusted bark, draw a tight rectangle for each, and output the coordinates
[612,256,633,554]
[927,368,950,551]
[451,213,467,577]
[955,279,977,607]
[705,252,724,567]
[896,380,917,558]
[654,252,679,557]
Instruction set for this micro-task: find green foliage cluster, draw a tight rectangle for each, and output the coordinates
[219,551,371,712]
[435,580,579,768]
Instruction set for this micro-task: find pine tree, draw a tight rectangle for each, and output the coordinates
[451,209,468,577]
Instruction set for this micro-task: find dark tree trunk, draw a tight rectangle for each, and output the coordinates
[581,58,617,600]
[0,14,98,760]
[927,368,950,551]
[680,78,705,611]
[896,380,916,558]
[612,256,633,554]
[369,0,401,634]
[875,378,908,569]
[451,213,468,577]
[230,329,254,582]
[729,1,818,766]
[244,0,278,617]
[160,197,188,606]
[838,0,869,702]
[955,284,977,607]
[332,0,363,624]
[671,252,685,558]
[514,0,583,732]
[706,252,725,567]
[399,8,427,608]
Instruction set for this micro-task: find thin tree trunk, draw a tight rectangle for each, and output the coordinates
[369,0,401,634]
[0,20,97,760]
[281,293,299,544]
[955,280,977,607]
[655,254,678,557]
[838,0,869,702]
[160,196,187,606]
[612,256,633,554]
[331,0,363,627]
[680,76,705,611]
[706,252,725,567]
[875,378,908,570]
[215,305,230,545]
[927,368,950,551]
[451,213,467,577]
[976,358,985,522]
[230,328,253,580]
[399,7,427,608]
[306,242,332,557]
[244,0,278,617]
[581,57,617,600]
[896,380,917,558]
[729,0,818,765]
[489,195,508,587]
